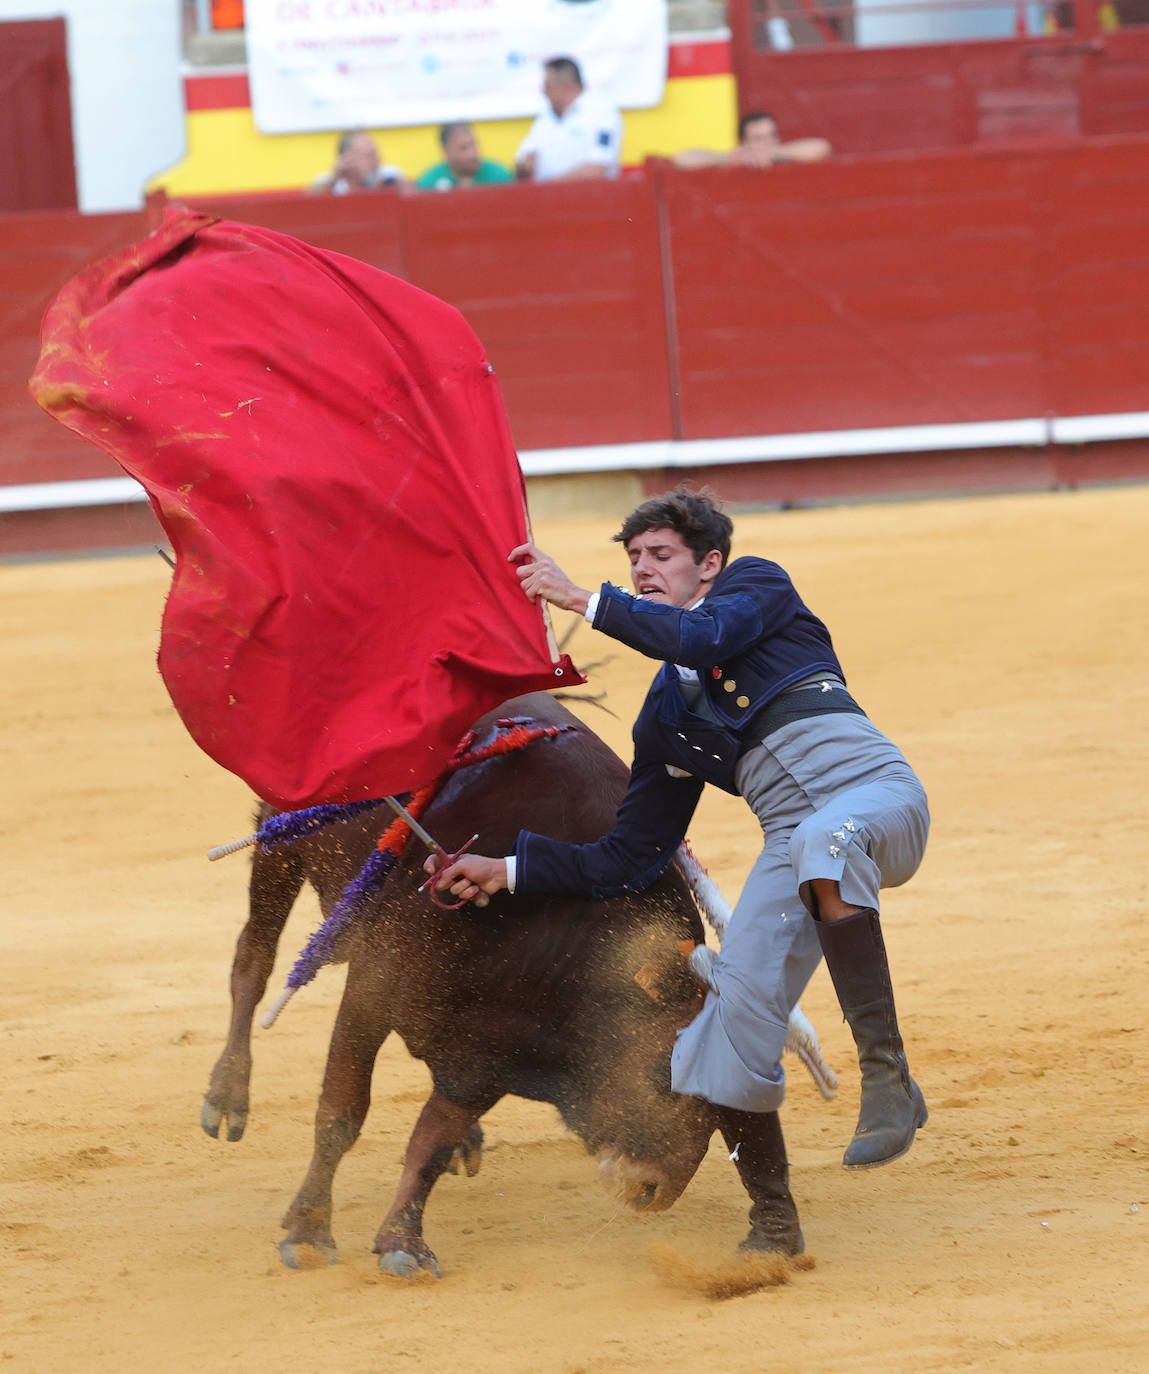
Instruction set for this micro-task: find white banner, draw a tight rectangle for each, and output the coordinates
[245,0,668,135]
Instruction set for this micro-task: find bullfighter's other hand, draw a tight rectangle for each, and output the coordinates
[425,853,508,903]
[508,542,591,615]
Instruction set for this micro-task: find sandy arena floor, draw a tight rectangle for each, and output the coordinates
[3,486,1147,1373]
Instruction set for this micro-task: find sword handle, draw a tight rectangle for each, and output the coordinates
[428,835,489,909]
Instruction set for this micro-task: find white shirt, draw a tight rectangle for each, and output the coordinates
[516,92,622,183]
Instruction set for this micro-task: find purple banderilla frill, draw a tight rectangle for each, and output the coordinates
[283,844,398,993]
[253,797,393,851]
[258,720,578,1029]
[254,796,411,1028]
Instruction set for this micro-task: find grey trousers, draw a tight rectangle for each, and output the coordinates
[670,711,930,1112]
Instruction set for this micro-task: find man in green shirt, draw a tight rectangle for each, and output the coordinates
[416,123,514,191]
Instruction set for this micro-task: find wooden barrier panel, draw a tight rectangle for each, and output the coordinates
[660,153,1048,438]
[658,137,1149,440]
[0,19,77,214]
[1039,138,1149,416]
[170,192,406,279]
[3,138,1149,540]
[727,13,1149,153]
[0,207,148,487]
[401,178,674,451]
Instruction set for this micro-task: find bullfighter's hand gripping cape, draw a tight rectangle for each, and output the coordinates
[30,208,582,809]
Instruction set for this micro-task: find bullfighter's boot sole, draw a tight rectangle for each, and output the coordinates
[814,906,928,1169]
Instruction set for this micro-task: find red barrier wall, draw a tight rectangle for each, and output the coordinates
[728,13,1149,153]
[663,152,1045,437]
[660,139,1149,438]
[3,137,1149,520]
[0,206,149,487]
[1042,138,1149,414]
[398,178,674,451]
[177,191,406,278]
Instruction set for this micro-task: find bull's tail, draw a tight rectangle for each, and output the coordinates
[674,842,730,938]
[783,1004,839,1101]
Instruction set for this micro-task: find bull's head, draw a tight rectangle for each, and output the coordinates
[577,930,715,1212]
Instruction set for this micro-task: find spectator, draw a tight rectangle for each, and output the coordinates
[673,111,831,170]
[416,123,514,191]
[515,56,622,184]
[309,131,404,195]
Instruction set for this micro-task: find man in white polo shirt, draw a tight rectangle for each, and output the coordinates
[515,56,622,183]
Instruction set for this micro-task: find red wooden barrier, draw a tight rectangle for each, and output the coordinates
[727,7,1149,153]
[0,207,148,488]
[661,150,1050,438]
[399,178,674,451]
[3,137,1149,547]
[0,19,77,214]
[658,138,1149,439]
[167,191,406,279]
[1041,137,1149,416]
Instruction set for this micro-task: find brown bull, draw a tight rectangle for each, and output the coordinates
[202,692,718,1277]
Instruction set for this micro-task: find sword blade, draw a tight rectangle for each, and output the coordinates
[384,796,488,908]
[384,794,444,854]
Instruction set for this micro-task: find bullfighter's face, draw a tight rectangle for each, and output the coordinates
[626,528,723,608]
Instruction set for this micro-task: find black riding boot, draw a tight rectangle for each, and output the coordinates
[717,1107,804,1255]
[815,906,928,1169]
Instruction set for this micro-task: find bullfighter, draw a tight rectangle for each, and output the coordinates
[432,486,930,1255]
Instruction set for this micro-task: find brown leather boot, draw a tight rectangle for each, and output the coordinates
[815,907,928,1169]
[717,1107,804,1255]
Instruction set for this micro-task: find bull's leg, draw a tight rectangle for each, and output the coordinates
[279,967,391,1269]
[202,843,308,1141]
[374,1089,497,1280]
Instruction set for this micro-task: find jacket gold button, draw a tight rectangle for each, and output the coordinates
[736,695,750,708]
[723,680,736,692]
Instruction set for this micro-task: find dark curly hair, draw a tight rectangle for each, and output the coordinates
[612,485,733,568]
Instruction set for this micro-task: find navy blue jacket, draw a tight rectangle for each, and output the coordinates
[514,556,843,898]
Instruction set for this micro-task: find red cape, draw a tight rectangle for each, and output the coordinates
[31,208,582,808]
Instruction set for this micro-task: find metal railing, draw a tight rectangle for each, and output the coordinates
[751,0,1149,48]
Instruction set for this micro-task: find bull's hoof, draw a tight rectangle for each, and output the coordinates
[279,1239,339,1270]
[377,1238,441,1280]
[201,1098,249,1142]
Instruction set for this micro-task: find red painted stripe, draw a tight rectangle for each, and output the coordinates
[182,40,730,112]
[183,71,251,111]
[668,38,732,80]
